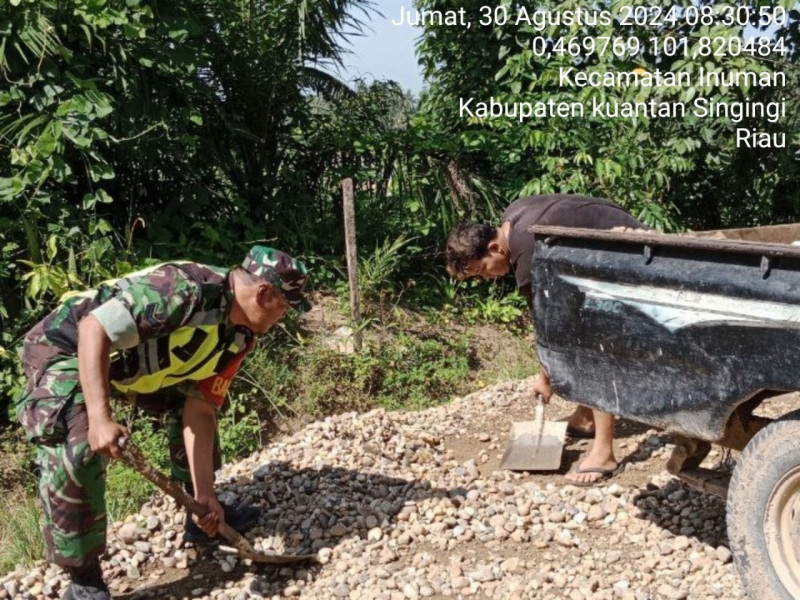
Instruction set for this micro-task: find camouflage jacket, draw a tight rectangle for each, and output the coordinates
[22,262,255,407]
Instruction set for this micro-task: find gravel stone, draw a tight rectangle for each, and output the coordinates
[715,546,732,564]
[0,378,749,600]
[118,522,139,544]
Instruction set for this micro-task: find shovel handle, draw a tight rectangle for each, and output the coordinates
[117,442,240,538]
[534,394,545,419]
[116,439,316,564]
[118,437,206,512]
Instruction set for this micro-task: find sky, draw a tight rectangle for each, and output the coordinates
[332,1,785,95]
[338,0,425,94]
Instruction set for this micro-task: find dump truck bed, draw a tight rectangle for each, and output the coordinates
[530,224,800,441]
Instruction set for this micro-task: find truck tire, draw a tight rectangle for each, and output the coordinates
[727,409,800,600]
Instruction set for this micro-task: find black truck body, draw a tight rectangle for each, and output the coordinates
[530,224,800,441]
[529,223,800,600]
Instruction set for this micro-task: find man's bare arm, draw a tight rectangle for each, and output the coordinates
[78,314,129,457]
[183,396,225,536]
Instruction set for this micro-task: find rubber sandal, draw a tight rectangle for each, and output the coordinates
[565,464,623,487]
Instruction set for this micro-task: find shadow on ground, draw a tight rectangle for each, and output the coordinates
[632,479,729,549]
[118,462,451,599]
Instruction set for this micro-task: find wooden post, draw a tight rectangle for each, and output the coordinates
[342,178,362,351]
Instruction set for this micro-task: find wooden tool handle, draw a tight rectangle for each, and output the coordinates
[117,440,316,564]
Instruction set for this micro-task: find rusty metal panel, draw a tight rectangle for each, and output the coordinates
[530,231,800,441]
[530,225,800,259]
[702,223,800,245]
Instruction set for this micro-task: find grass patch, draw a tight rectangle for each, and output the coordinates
[218,395,264,460]
[106,462,156,523]
[233,327,474,420]
[0,493,44,574]
[106,408,169,522]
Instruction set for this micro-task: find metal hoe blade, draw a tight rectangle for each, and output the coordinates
[500,395,568,471]
[118,441,317,565]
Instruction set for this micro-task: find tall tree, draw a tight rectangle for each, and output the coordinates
[415,0,800,230]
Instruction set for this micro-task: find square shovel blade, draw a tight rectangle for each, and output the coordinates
[500,420,568,471]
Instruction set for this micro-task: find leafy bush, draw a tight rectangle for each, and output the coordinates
[0,350,23,423]
[357,236,415,304]
[463,290,527,330]
[218,395,263,460]
[408,276,528,332]
[415,0,800,231]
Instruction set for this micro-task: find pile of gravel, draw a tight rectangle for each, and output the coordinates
[1,380,745,600]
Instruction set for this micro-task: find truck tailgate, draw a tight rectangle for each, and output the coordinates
[530,226,800,441]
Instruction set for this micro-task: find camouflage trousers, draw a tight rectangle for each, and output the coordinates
[17,356,221,568]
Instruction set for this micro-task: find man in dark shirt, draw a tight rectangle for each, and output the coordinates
[445,194,647,485]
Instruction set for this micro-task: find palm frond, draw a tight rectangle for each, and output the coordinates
[301,66,354,102]
[1,7,66,72]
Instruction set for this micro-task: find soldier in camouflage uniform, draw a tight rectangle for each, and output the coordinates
[17,247,309,600]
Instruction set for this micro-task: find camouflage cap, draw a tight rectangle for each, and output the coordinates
[241,246,311,313]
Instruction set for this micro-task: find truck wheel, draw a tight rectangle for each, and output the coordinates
[727,409,800,600]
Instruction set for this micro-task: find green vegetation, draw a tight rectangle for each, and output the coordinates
[416,0,800,230]
[1,0,797,379]
[105,410,169,522]
[0,494,44,575]
[249,331,471,415]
